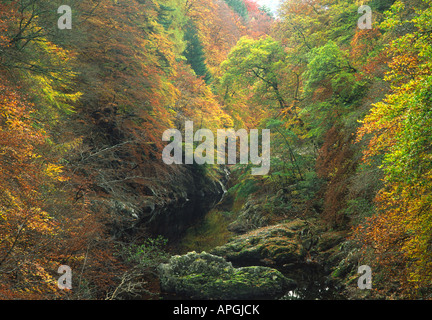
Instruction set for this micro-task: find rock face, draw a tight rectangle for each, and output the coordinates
[158,251,296,300]
[227,199,269,234]
[211,219,307,267]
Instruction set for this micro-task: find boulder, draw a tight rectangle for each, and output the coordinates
[158,251,296,300]
[211,219,307,267]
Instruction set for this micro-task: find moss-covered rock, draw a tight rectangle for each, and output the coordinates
[158,251,296,299]
[211,220,307,267]
[227,199,269,234]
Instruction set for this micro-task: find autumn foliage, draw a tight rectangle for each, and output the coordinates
[0,0,273,299]
[2,0,432,301]
[353,0,432,297]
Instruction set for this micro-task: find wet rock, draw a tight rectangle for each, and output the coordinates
[158,251,296,300]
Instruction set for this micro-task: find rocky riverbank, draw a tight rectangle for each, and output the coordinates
[156,178,367,300]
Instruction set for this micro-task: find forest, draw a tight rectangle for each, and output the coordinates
[0,0,431,301]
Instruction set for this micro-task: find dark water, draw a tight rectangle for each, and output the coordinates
[280,264,345,300]
[148,170,345,300]
[145,194,222,241]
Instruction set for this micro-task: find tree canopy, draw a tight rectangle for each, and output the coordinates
[1,0,432,300]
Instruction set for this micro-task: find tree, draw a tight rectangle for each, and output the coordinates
[301,40,365,140]
[223,0,249,20]
[183,23,211,83]
[355,0,432,297]
[220,36,299,113]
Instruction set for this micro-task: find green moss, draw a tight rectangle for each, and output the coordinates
[159,252,296,299]
[211,222,305,265]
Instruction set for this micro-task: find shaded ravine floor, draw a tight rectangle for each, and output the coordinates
[170,203,345,300]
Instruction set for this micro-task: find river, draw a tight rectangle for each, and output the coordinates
[145,167,344,300]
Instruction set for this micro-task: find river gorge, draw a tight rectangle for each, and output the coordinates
[136,165,352,300]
